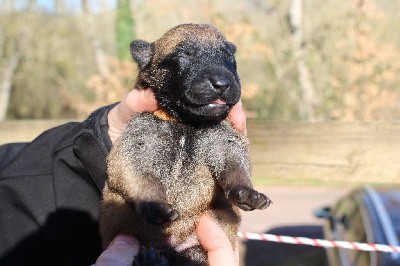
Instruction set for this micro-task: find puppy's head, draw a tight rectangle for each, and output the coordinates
[130,24,240,124]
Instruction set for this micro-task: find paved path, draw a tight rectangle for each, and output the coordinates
[238,186,349,266]
[240,186,348,233]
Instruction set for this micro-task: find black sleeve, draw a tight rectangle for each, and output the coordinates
[0,103,117,266]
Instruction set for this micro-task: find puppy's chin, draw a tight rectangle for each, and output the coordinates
[178,103,230,123]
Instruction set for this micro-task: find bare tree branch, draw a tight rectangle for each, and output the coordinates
[0,0,35,121]
[289,0,319,121]
[82,0,110,76]
[0,53,20,121]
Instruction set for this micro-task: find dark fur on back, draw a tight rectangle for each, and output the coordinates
[100,24,271,265]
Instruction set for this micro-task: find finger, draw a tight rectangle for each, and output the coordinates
[125,88,159,114]
[116,88,158,126]
[196,214,237,266]
[234,237,239,264]
[228,100,247,136]
[95,235,140,266]
[108,88,159,144]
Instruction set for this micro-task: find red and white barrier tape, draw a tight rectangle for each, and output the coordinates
[238,232,400,254]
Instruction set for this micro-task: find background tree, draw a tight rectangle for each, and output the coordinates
[82,0,110,76]
[116,0,135,61]
[54,0,65,15]
[288,0,319,121]
[0,0,34,121]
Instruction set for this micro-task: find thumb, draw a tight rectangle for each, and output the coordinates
[227,100,247,136]
[196,214,238,266]
[95,235,140,266]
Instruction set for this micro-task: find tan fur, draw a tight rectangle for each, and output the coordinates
[153,108,177,122]
[152,24,224,63]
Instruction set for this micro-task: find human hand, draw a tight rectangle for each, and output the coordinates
[95,235,140,266]
[95,214,238,266]
[108,89,158,144]
[196,213,239,266]
[108,89,247,144]
[228,99,247,136]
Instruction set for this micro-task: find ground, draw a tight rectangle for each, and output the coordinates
[238,186,348,266]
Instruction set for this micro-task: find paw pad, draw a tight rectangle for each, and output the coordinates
[227,187,272,211]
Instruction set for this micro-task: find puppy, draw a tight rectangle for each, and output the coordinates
[100,23,272,265]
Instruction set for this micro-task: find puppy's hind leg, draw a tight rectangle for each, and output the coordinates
[107,146,180,226]
[130,174,180,226]
[101,172,179,248]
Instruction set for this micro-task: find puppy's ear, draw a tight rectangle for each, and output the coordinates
[130,40,154,69]
[226,41,236,55]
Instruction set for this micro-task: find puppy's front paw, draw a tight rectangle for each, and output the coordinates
[226,187,272,211]
[139,202,180,225]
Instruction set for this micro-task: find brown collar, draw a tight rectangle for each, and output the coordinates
[153,109,178,122]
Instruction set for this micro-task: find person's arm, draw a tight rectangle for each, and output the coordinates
[95,214,238,266]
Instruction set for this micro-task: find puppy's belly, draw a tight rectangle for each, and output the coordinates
[163,163,216,214]
[123,113,221,237]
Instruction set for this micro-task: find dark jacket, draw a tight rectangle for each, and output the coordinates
[0,104,116,266]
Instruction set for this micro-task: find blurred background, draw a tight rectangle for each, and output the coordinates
[1,0,400,185]
[1,1,400,265]
[1,0,400,121]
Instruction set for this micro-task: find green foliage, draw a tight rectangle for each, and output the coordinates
[116,0,135,61]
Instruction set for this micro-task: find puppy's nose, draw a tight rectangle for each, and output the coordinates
[211,76,231,93]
